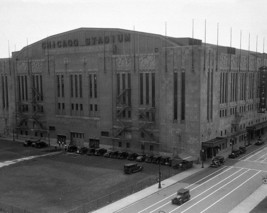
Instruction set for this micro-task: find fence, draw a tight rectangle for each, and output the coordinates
[0,201,43,213]
[67,171,179,213]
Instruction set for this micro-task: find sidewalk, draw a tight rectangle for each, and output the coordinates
[94,162,208,213]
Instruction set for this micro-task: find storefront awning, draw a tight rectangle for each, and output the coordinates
[202,137,227,148]
[246,121,267,132]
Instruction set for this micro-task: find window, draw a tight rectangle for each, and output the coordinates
[150,145,153,151]
[118,142,122,147]
[80,104,83,111]
[140,73,143,105]
[141,144,145,150]
[101,131,109,137]
[95,104,98,111]
[126,143,130,148]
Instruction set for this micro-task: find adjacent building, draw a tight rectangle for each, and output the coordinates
[1,28,267,161]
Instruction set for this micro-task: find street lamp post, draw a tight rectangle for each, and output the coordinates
[230,138,234,152]
[201,149,205,168]
[158,160,161,189]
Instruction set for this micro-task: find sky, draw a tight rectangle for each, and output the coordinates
[1,0,267,58]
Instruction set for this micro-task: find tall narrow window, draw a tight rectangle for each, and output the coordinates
[89,74,92,98]
[122,73,126,104]
[70,75,73,97]
[152,73,155,108]
[36,75,39,101]
[40,75,43,100]
[181,71,185,121]
[79,74,82,98]
[61,75,64,98]
[75,74,78,98]
[21,75,24,100]
[207,71,210,121]
[210,71,213,120]
[5,76,8,108]
[17,76,21,101]
[140,73,143,105]
[25,76,28,101]
[127,73,131,106]
[174,72,178,120]
[94,74,97,98]
[117,73,120,96]
[1,76,5,108]
[57,75,60,97]
[146,73,149,105]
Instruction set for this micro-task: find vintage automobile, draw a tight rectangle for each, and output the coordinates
[23,138,40,147]
[239,146,246,154]
[255,139,264,146]
[229,150,240,159]
[67,145,78,153]
[124,163,143,174]
[94,148,107,156]
[212,156,225,164]
[172,188,191,205]
[173,159,193,170]
[34,141,48,148]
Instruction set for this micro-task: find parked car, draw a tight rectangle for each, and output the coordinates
[87,148,96,156]
[67,145,78,153]
[136,154,146,162]
[77,147,89,154]
[118,151,129,159]
[255,139,264,146]
[210,160,221,168]
[110,151,119,158]
[239,146,246,154]
[23,138,40,147]
[127,153,138,161]
[104,151,113,158]
[173,160,193,170]
[145,155,154,163]
[124,163,143,174]
[94,148,107,156]
[165,157,172,166]
[35,141,48,148]
[160,156,170,165]
[212,156,225,164]
[172,188,191,205]
[152,155,162,164]
[229,149,240,158]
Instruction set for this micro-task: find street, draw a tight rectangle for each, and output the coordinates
[115,145,267,213]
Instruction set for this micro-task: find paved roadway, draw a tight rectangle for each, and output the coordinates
[115,145,267,213]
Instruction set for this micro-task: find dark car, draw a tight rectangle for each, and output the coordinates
[77,147,89,154]
[87,148,96,156]
[136,154,146,162]
[124,163,143,174]
[229,150,240,158]
[212,156,225,164]
[145,155,154,163]
[35,141,48,148]
[67,145,78,153]
[160,156,171,165]
[239,146,246,154]
[127,153,138,161]
[94,148,107,156]
[255,139,264,146]
[152,155,162,164]
[103,151,112,158]
[110,151,119,158]
[172,188,190,205]
[210,160,221,168]
[24,138,40,147]
[173,160,193,170]
[118,152,129,159]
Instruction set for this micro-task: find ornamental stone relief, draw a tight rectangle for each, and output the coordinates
[139,54,155,70]
[31,60,43,73]
[115,55,131,70]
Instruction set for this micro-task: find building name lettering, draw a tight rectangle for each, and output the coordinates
[42,33,131,49]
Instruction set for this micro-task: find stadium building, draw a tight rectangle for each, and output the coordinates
[1,27,267,161]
